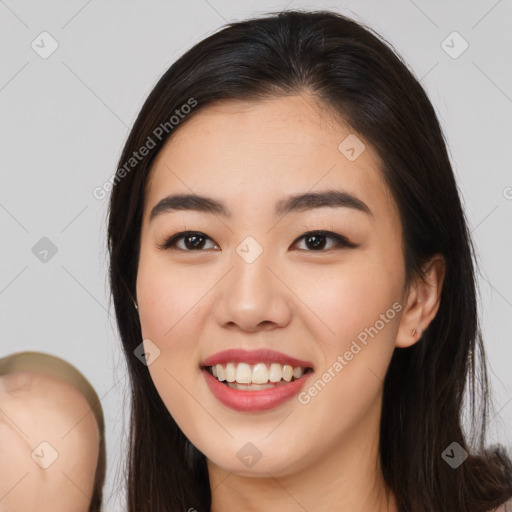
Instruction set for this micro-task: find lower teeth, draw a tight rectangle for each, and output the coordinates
[223,378,296,390]
[226,382,275,390]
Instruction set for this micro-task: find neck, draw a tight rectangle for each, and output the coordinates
[207,392,397,512]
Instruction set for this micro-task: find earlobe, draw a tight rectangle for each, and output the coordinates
[395,255,446,349]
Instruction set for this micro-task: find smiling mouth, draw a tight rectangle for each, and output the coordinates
[202,362,314,390]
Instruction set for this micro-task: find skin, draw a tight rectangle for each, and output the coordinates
[0,371,99,512]
[136,93,445,512]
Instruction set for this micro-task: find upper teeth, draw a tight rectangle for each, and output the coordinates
[211,362,305,384]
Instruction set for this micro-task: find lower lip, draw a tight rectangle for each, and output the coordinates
[202,368,313,412]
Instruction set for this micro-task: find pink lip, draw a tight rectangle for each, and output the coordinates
[201,348,314,369]
[202,368,313,412]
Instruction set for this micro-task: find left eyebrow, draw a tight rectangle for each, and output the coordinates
[149,189,373,222]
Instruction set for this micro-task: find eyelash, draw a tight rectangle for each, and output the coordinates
[156,230,358,252]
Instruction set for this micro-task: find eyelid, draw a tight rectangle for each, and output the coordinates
[156,230,358,252]
[292,230,357,249]
[155,231,219,251]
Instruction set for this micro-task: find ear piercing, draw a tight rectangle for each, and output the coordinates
[127,293,138,310]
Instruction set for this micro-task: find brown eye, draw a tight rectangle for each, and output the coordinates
[157,230,356,252]
[293,231,357,251]
[157,231,219,251]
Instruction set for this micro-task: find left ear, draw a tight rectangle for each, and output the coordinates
[396,254,446,348]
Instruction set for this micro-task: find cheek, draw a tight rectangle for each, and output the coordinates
[289,255,402,417]
[292,265,401,441]
[135,250,211,424]
[136,248,209,341]
[292,257,402,349]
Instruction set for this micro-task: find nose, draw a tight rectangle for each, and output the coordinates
[212,247,293,333]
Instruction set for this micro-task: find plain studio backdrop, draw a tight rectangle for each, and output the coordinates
[1,1,511,510]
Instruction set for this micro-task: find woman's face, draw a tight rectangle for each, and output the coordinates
[136,94,409,477]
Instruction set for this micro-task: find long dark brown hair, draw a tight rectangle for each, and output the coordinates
[107,9,512,511]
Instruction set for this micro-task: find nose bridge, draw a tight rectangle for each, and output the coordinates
[214,234,292,331]
[233,236,271,296]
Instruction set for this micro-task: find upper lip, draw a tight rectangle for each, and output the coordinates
[201,349,314,369]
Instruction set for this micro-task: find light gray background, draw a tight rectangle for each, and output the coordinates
[1,1,511,510]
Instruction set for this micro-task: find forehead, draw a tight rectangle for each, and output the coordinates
[144,94,397,222]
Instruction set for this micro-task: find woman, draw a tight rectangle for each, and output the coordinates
[107,9,512,512]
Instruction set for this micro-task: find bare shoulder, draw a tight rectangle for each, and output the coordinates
[492,498,512,512]
[0,371,100,512]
